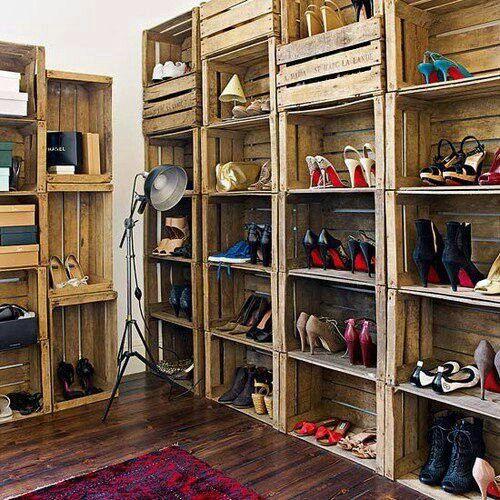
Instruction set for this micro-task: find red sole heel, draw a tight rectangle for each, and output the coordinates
[354,252,369,272]
[327,248,348,270]
[458,268,475,288]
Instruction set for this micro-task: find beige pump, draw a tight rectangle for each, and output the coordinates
[305,315,345,355]
[473,458,499,500]
[305,5,323,37]
[475,253,500,295]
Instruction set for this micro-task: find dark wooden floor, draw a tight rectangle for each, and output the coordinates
[0,374,426,499]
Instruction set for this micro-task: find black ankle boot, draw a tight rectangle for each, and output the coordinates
[441,417,485,494]
[246,224,261,265]
[218,367,248,404]
[442,222,484,291]
[412,219,449,287]
[419,411,457,486]
[260,224,272,267]
[180,286,192,320]
[169,285,184,316]
[232,367,255,408]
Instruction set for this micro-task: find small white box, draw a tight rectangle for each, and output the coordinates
[0,71,21,93]
[0,170,10,192]
[0,91,28,117]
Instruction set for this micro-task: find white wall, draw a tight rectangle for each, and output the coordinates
[2,0,199,373]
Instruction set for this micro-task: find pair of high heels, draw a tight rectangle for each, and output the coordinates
[169,285,191,320]
[345,318,377,368]
[474,340,500,400]
[473,458,500,500]
[57,359,102,401]
[246,222,272,267]
[417,51,472,84]
[304,1,345,37]
[296,313,345,355]
[420,136,486,186]
[303,229,376,277]
[50,255,89,289]
[153,216,189,256]
[413,219,484,291]
[410,360,480,394]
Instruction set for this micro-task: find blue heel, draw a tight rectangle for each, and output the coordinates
[417,62,435,84]
[429,52,472,82]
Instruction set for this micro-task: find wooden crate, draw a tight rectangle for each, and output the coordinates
[276,0,384,110]
[202,194,279,272]
[385,387,499,498]
[0,340,51,424]
[386,191,500,307]
[385,0,500,92]
[279,97,385,191]
[200,0,280,58]
[49,291,117,412]
[279,272,386,377]
[0,118,46,193]
[205,331,280,427]
[386,88,500,190]
[203,264,280,351]
[143,9,202,135]
[279,353,385,473]
[0,41,45,120]
[0,267,48,341]
[201,118,279,194]
[279,191,386,286]
[145,129,201,194]
[202,38,277,126]
[47,191,113,298]
[46,70,112,187]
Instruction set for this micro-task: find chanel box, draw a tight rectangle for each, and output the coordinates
[47,132,83,172]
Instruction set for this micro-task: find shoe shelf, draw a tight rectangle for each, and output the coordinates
[205,331,279,427]
[385,0,499,93]
[279,97,385,191]
[202,194,278,272]
[385,91,499,190]
[279,353,384,473]
[200,0,280,59]
[46,70,112,189]
[385,386,498,500]
[277,0,384,110]
[0,41,46,121]
[145,129,201,194]
[288,267,376,287]
[386,289,499,418]
[203,264,280,351]
[386,191,500,294]
[142,9,202,135]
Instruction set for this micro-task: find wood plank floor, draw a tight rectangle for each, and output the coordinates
[0,374,427,499]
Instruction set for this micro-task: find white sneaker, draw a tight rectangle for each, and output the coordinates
[162,61,187,79]
[152,63,164,82]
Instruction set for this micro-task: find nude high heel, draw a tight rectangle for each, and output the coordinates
[305,5,324,37]
[320,0,345,32]
[296,312,310,352]
[475,253,500,295]
[305,315,345,355]
[360,143,376,187]
[473,458,498,500]
[344,146,369,188]
[474,339,495,400]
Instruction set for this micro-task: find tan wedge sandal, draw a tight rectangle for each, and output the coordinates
[65,254,89,286]
[338,428,377,450]
[162,216,189,255]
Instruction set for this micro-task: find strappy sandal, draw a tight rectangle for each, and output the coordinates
[50,256,70,289]
[153,238,171,256]
[360,143,376,187]
[320,0,345,31]
[160,216,190,255]
[305,5,324,37]
[352,440,377,459]
[316,419,351,446]
[338,428,377,450]
[344,146,369,188]
[315,418,339,441]
[292,419,333,436]
[65,254,89,286]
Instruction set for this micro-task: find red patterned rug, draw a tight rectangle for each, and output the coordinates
[18,446,262,499]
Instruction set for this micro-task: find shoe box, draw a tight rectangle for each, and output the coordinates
[0,71,28,117]
[0,142,13,192]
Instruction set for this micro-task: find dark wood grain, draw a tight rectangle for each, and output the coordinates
[0,374,425,499]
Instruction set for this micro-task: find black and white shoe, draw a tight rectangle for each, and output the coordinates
[410,360,461,388]
[432,365,480,394]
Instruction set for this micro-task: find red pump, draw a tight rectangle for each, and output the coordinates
[360,320,377,368]
[344,319,361,365]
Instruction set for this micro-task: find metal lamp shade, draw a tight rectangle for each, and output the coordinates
[219,74,246,103]
[144,165,187,211]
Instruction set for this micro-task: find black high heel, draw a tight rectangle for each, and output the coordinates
[180,286,192,320]
[318,229,350,271]
[57,361,84,400]
[246,223,261,265]
[413,219,449,287]
[169,285,184,316]
[260,224,272,267]
[351,0,373,21]
[347,232,375,275]
[76,358,103,396]
[303,229,321,269]
[442,221,484,292]
[359,241,376,278]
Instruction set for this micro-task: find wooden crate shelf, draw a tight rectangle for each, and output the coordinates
[279,353,384,473]
[205,331,279,427]
[279,190,386,285]
[386,191,500,291]
[143,9,202,135]
[385,0,500,92]
[385,386,498,499]
[203,264,280,351]
[0,41,45,121]
[386,91,499,190]
[279,97,385,191]
[202,194,278,271]
[200,0,280,59]
[46,70,112,186]
[277,0,384,110]
[145,129,201,194]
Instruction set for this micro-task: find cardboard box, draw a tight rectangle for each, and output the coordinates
[0,205,36,227]
[82,133,101,175]
[0,244,39,268]
[0,71,21,93]
[0,91,28,117]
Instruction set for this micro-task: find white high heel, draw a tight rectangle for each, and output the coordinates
[0,395,12,420]
[360,143,376,187]
[343,146,368,188]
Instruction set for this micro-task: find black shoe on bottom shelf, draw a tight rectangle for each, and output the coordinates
[76,358,103,396]
[441,417,485,494]
[419,411,457,486]
[232,367,256,408]
[57,361,84,400]
[218,366,249,404]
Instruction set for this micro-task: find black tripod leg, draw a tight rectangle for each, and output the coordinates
[132,321,155,362]
[117,323,128,362]
[102,354,130,422]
